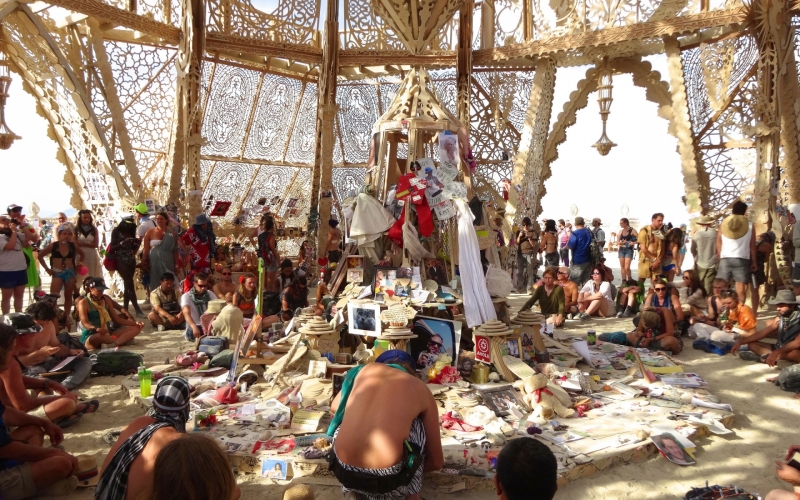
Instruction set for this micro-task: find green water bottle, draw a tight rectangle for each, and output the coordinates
[138,364,152,398]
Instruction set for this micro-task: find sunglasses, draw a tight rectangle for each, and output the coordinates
[654,287,666,292]
[222,272,231,276]
[557,271,567,275]
[195,283,208,288]
[592,272,601,275]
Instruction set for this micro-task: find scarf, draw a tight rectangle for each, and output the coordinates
[78,224,94,238]
[532,387,553,404]
[88,296,111,330]
[327,363,406,436]
[95,377,189,500]
[189,289,211,316]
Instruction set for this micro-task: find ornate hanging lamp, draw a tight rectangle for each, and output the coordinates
[0,36,21,150]
[592,61,615,156]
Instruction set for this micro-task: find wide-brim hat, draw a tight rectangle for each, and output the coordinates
[769,289,799,305]
[75,455,100,487]
[194,213,212,226]
[696,215,716,225]
[721,215,748,239]
[206,299,228,315]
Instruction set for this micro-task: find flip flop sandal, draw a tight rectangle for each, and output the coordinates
[78,399,100,415]
[56,413,82,429]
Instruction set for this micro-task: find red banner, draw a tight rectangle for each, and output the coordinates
[475,335,491,363]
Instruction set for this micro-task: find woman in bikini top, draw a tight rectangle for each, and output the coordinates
[38,223,85,332]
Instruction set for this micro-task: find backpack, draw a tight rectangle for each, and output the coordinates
[57,332,88,357]
[90,351,143,376]
[590,228,602,265]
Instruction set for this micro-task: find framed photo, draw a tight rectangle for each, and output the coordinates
[261,458,288,480]
[210,201,231,217]
[506,338,522,360]
[347,255,365,270]
[374,293,385,304]
[410,316,461,369]
[144,198,157,215]
[424,258,448,286]
[347,269,364,284]
[374,267,397,295]
[348,303,381,336]
[478,386,525,417]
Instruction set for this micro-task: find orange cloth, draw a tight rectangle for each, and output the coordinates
[727,303,756,331]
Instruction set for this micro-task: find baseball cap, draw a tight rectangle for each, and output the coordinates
[3,313,42,334]
[133,203,149,215]
[86,277,109,291]
[6,205,21,214]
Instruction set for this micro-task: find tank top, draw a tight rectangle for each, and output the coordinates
[720,223,752,260]
[236,292,256,316]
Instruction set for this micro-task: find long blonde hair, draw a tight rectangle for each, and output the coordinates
[237,272,256,300]
[143,434,237,500]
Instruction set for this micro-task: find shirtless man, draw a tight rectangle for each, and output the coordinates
[556,267,579,318]
[326,219,343,264]
[329,351,443,499]
[599,308,682,354]
[96,377,190,500]
[637,213,665,287]
[689,278,727,330]
[77,278,143,350]
[18,302,92,390]
[0,314,97,427]
[212,267,237,302]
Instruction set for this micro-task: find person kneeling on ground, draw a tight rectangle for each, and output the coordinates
[494,438,557,500]
[96,376,191,500]
[599,308,683,354]
[732,289,800,365]
[691,289,756,343]
[328,350,443,499]
[77,278,143,350]
[142,434,240,500]
[0,323,80,500]
[0,313,98,428]
[148,272,185,332]
[18,301,93,391]
[181,273,217,342]
[520,268,565,327]
[764,444,800,500]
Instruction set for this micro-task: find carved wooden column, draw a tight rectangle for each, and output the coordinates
[775,20,800,206]
[172,0,204,213]
[664,35,709,215]
[312,0,339,264]
[509,58,556,226]
[456,0,472,129]
[480,0,494,50]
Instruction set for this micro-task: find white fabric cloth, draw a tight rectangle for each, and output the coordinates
[350,193,396,264]
[76,232,102,279]
[455,200,496,327]
[689,323,737,342]
[403,223,434,262]
[720,222,752,259]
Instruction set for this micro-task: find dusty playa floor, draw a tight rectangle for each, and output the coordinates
[47,291,800,500]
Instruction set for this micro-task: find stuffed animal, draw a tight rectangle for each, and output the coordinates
[522,373,575,420]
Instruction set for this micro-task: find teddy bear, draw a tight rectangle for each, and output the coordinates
[522,373,575,420]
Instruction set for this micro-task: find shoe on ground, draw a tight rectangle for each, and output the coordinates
[578,312,590,321]
[621,308,633,318]
[100,343,118,350]
[738,351,764,362]
[157,324,165,332]
[615,311,624,318]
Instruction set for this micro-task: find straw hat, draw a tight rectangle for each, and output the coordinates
[721,215,749,239]
[75,455,100,487]
[284,485,315,500]
[697,215,716,225]
[206,299,227,315]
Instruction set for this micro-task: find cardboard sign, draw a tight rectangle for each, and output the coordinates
[475,335,491,363]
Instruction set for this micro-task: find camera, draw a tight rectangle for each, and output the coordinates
[9,218,19,225]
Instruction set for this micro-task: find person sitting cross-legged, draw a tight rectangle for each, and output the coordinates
[181,273,217,342]
[0,323,80,500]
[0,313,98,428]
[556,266,579,318]
[690,289,755,343]
[18,301,93,391]
[96,376,191,500]
[599,308,683,354]
[519,268,565,327]
[732,290,800,365]
[576,266,615,320]
[148,272,185,332]
[77,278,143,350]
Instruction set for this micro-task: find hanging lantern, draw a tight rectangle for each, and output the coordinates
[592,62,616,156]
[0,37,21,150]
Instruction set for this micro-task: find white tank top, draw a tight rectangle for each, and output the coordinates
[720,223,752,260]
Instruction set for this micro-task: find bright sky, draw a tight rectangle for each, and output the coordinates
[0,53,687,227]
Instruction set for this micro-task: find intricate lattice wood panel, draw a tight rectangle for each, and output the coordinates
[285,82,318,164]
[201,63,260,157]
[277,168,312,227]
[243,74,302,161]
[239,166,300,224]
[332,167,367,202]
[3,11,120,208]
[202,161,258,223]
[338,82,381,164]
[340,0,406,50]
[206,0,320,45]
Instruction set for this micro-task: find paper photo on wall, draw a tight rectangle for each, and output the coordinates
[348,303,382,336]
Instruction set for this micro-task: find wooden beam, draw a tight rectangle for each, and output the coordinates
[206,32,322,65]
[339,49,455,67]
[45,0,180,42]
